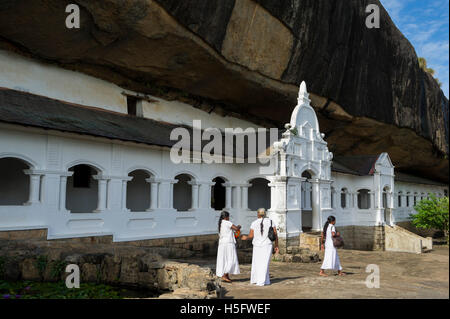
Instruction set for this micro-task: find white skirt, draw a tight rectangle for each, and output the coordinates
[250,244,272,286]
[216,242,240,277]
[321,244,343,271]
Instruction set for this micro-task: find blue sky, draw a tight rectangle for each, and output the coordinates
[380,0,449,97]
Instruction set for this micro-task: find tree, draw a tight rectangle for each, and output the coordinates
[418,57,436,75]
[410,194,449,243]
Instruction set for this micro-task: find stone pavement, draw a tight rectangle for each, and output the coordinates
[195,246,449,299]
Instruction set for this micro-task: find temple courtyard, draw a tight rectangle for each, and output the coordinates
[191,246,449,299]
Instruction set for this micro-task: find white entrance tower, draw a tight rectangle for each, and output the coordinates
[267,82,333,252]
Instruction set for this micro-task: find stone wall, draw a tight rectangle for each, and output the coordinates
[0,229,222,298]
[337,226,385,251]
[0,229,219,259]
[299,232,321,252]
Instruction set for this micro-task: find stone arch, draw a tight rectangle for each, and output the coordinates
[0,153,37,169]
[248,177,271,211]
[173,173,195,212]
[299,164,319,179]
[66,163,101,213]
[127,169,154,212]
[125,166,158,178]
[65,159,105,174]
[0,157,32,205]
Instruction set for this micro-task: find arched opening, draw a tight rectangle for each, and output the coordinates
[211,177,226,211]
[406,192,411,207]
[301,171,313,209]
[413,192,418,206]
[0,157,30,205]
[127,170,151,212]
[398,191,403,207]
[357,189,371,210]
[248,178,270,211]
[301,171,315,231]
[341,188,348,209]
[66,164,99,213]
[173,174,193,212]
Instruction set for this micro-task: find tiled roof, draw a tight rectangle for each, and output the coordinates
[394,171,448,187]
[0,88,277,159]
[332,155,380,176]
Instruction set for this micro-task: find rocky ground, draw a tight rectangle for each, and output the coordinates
[190,246,449,299]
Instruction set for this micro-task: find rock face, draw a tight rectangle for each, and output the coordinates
[0,0,448,181]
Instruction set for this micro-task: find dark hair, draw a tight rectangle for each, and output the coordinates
[323,215,336,236]
[218,211,230,233]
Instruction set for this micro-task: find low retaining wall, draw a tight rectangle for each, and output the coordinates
[336,226,385,251]
[396,221,443,239]
[0,229,219,259]
[385,225,432,253]
[0,229,222,298]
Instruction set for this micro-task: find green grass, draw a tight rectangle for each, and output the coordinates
[0,280,157,299]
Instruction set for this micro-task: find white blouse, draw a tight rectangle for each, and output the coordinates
[219,220,236,244]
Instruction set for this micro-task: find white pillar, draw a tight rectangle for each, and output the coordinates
[24,170,42,205]
[188,181,199,210]
[197,181,215,209]
[93,176,108,212]
[121,176,133,211]
[149,180,159,211]
[370,191,375,209]
[310,179,321,231]
[156,179,177,210]
[241,184,251,210]
[223,183,232,210]
[58,172,73,211]
[121,180,128,211]
[234,185,242,210]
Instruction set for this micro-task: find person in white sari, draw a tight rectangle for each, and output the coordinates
[319,215,344,276]
[241,208,279,286]
[216,211,241,283]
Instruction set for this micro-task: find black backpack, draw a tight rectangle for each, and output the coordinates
[261,218,277,242]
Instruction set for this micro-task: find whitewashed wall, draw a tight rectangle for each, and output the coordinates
[393,181,448,223]
[0,123,274,240]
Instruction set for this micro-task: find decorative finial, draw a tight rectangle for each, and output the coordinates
[300,81,307,94]
[298,81,309,102]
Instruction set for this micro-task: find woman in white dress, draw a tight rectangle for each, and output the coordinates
[216,211,241,283]
[241,208,279,286]
[319,215,344,276]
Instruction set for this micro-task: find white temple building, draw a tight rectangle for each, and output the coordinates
[0,50,448,252]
